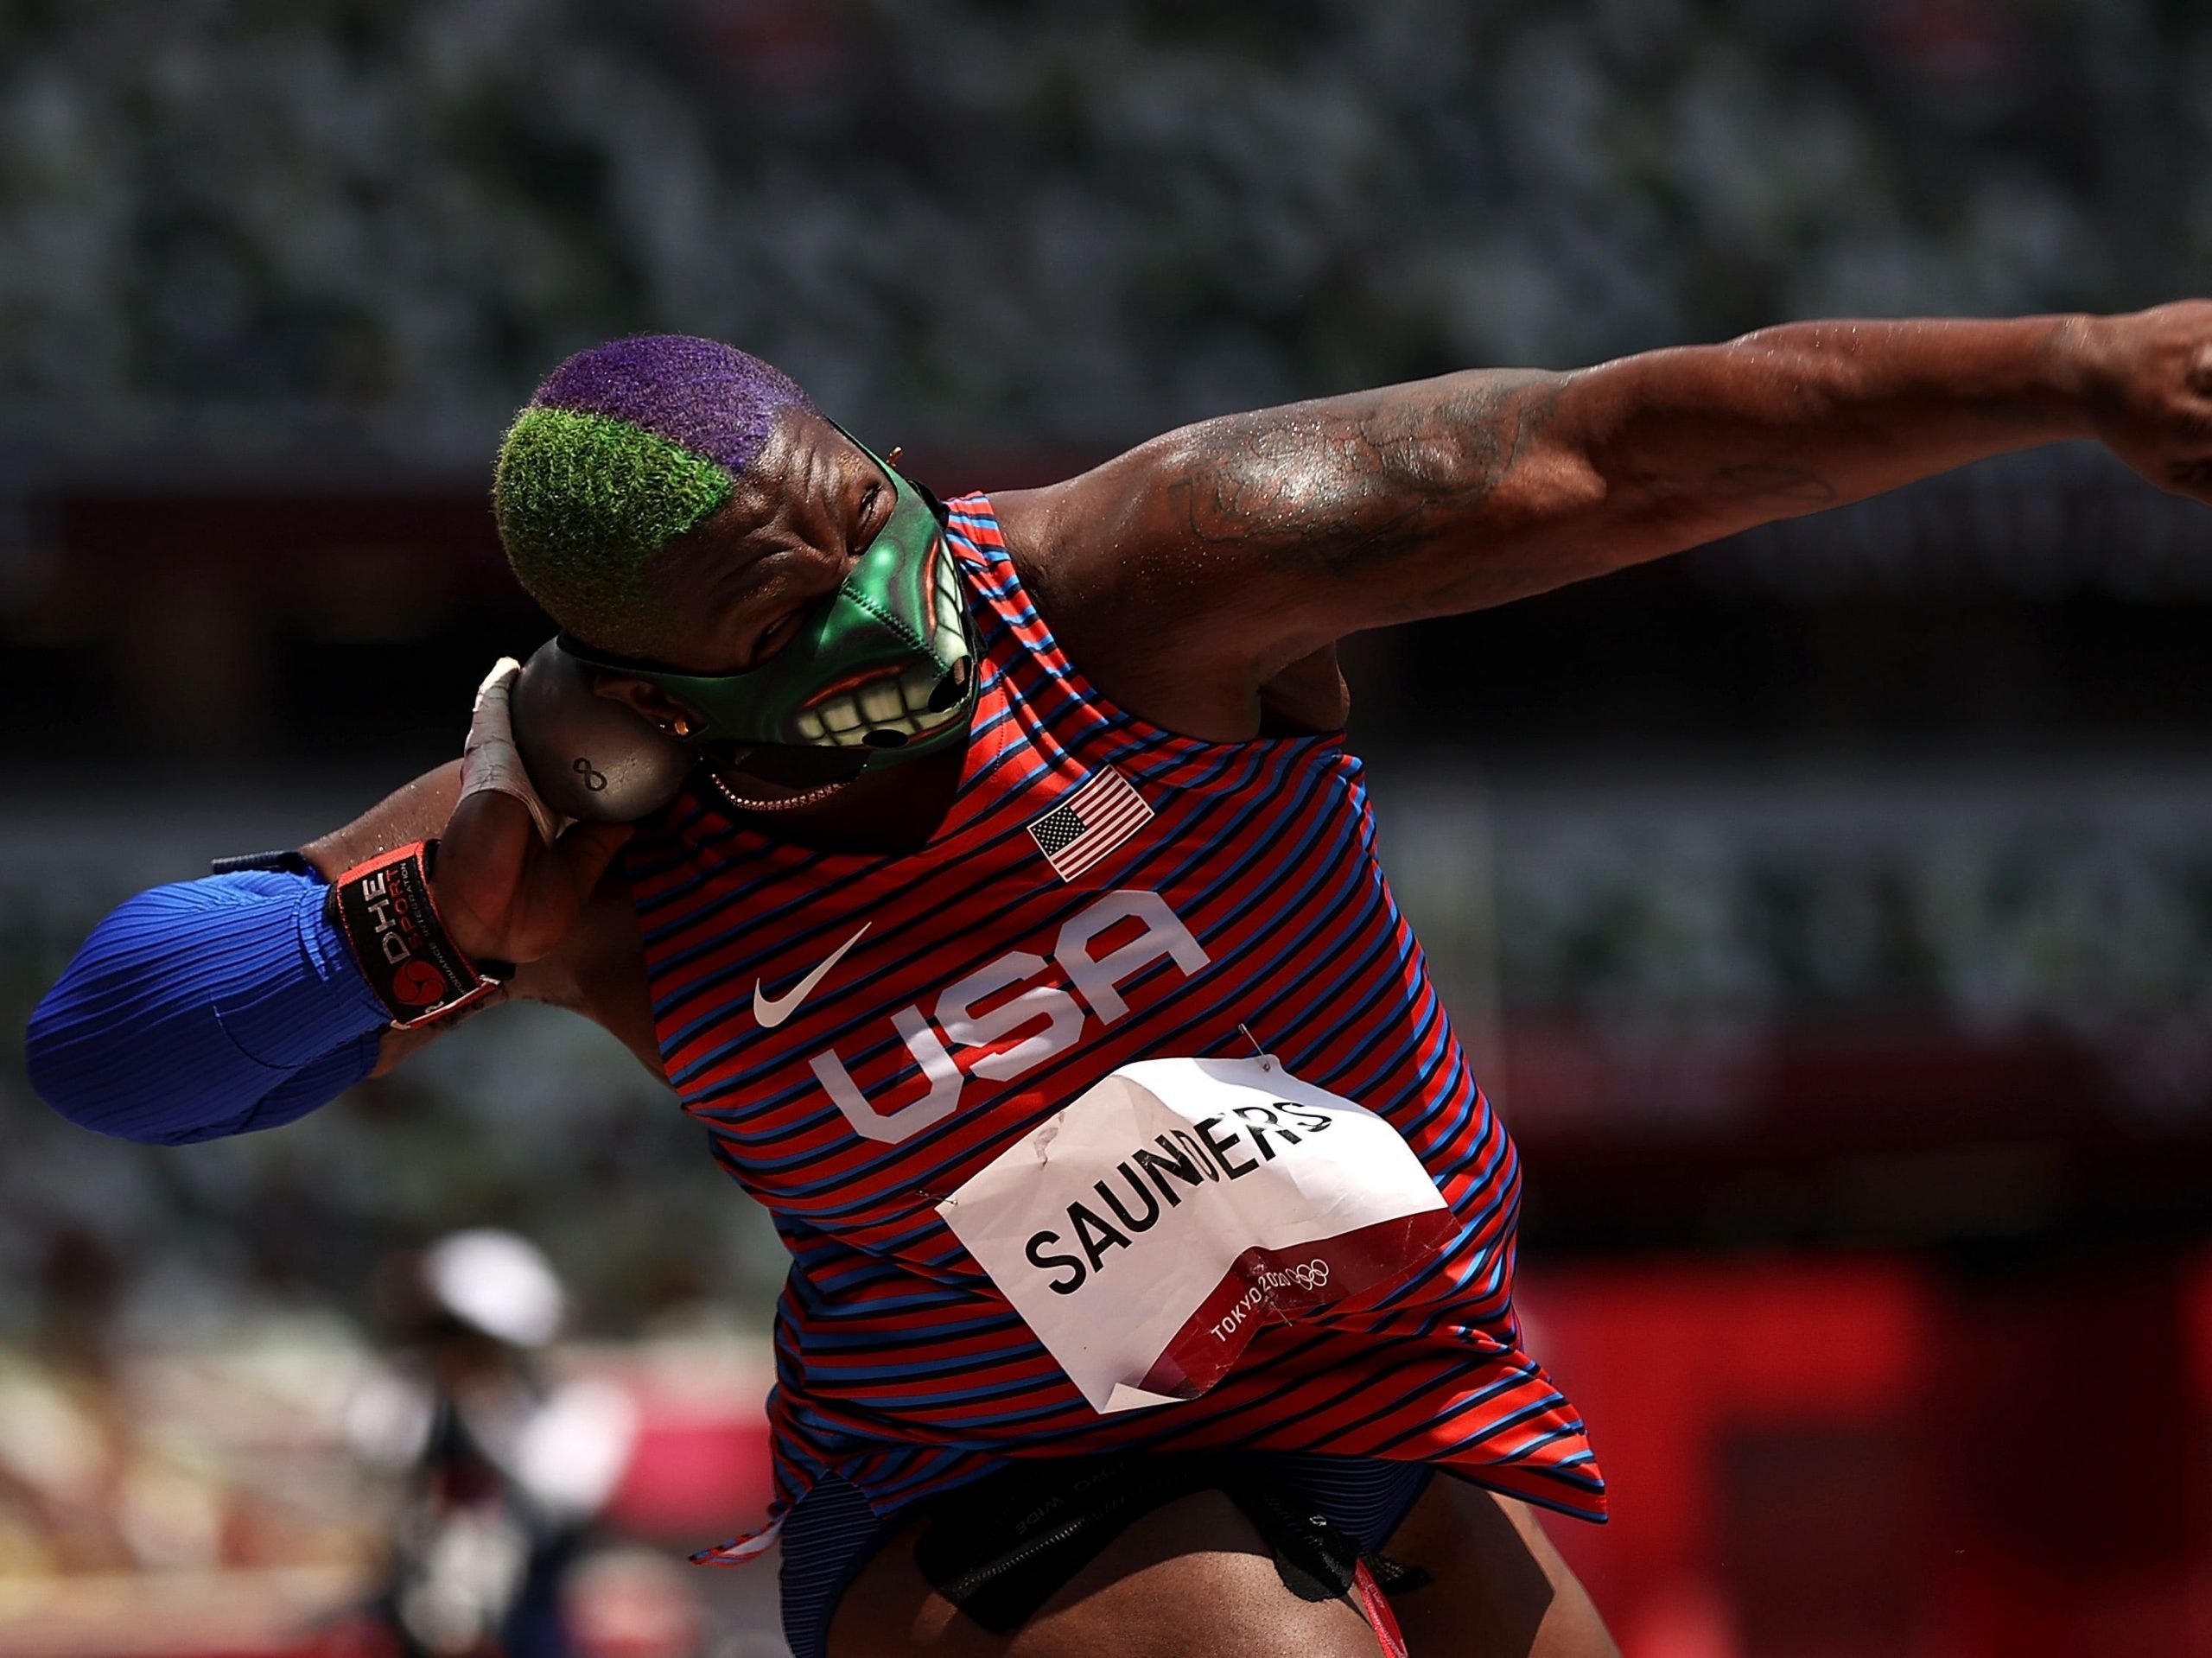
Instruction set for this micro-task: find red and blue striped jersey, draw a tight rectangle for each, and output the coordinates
[624,496,1604,1535]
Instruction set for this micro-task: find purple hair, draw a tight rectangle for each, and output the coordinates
[529,334,817,477]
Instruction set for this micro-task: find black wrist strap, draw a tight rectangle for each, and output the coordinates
[211,848,315,878]
[327,840,511,1029]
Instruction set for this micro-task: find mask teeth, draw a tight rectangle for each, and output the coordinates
[785,546,975,746]
[793,662,966,746]
[931,545,968,657]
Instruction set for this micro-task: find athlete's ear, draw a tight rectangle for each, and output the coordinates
[592,674,704,739]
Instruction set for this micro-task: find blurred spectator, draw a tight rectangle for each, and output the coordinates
[350,1229,639,1658]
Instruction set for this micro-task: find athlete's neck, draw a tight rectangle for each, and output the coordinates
[706,736,967,854]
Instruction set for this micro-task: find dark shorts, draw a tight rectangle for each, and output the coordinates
[778,1451,1435,1658]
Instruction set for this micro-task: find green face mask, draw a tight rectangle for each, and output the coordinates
[559,437,977,764]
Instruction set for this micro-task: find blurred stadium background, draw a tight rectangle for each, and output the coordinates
[7,2,2212,1654]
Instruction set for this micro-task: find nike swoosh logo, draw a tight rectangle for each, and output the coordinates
[753,923,870,1029]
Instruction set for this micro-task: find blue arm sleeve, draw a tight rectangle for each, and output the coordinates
[26,870,391,1145]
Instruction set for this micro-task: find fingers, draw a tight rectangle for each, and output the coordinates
[474,656,524,710]
[2092,308,2212,504]
[2186,341,2212,400]
[436,688,629,966]
[463,656,562,845]
[446,780,541,856]
[554,820,632,902]
[486,821,629,963]
[433,810,537,962]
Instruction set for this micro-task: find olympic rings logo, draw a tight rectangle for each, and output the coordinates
[1255,1258,1333,1294]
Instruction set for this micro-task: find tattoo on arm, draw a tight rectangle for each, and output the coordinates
[1160,372,1567,581]
[1141,363,1849,636]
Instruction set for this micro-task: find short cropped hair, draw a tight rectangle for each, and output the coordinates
[493,335,817,650]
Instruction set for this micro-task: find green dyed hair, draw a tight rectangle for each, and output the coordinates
[493,406,733,647]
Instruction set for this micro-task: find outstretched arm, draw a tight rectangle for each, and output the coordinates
[1010,304,2212,683]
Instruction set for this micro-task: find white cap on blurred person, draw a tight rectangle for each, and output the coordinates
[420,1229,566,1349]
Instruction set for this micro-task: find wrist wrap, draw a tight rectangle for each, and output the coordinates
[327,841,511,1028]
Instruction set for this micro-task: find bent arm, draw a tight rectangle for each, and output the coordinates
[1014,306,2212,677]
[302,759,655,1077]
[29,756,655,1141]
[29,759,479,1140]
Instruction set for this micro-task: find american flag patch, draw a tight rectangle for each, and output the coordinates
[1028,767,1154,883]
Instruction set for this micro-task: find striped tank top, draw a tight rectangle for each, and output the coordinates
[624,496,1605,1545]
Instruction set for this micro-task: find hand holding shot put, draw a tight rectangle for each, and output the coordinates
[32,307,2212,1658]
[434,657,633,970]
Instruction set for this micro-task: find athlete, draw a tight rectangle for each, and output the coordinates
[30,307,2212,1658]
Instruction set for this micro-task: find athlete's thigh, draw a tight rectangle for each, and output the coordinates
[827,1488,1381,1658]
[1381,1477,1618,1658]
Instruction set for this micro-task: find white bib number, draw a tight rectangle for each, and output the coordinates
[937,1056,1454,1414]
